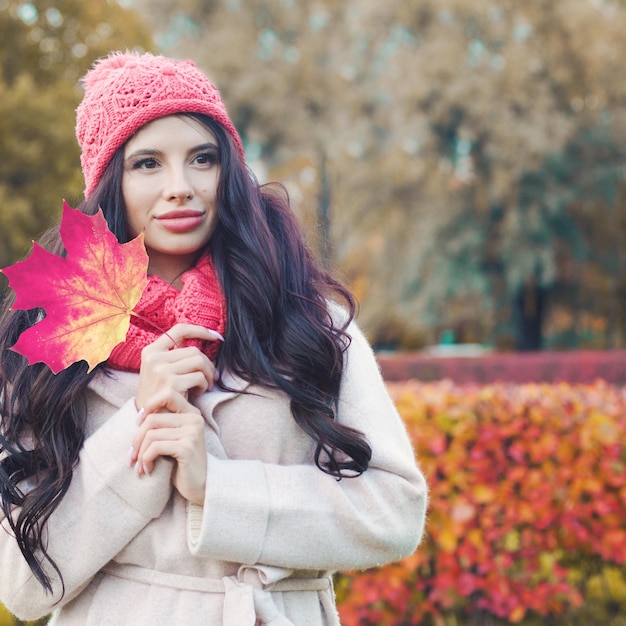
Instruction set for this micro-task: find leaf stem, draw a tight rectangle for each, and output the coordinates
[129,312,180,348]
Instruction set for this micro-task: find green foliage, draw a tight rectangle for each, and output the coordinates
[0,0,153,269]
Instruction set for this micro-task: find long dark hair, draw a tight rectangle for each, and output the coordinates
[0,113,372,593]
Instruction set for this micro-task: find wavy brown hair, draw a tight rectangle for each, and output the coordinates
[0,113,372,593]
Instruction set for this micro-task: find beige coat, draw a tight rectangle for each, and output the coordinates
[0,320,427,625]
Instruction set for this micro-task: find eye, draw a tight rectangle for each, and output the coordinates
[132,157,159,170]
[193,150,219,166]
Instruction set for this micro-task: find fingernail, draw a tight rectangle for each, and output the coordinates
[136,407,146,424]
[134,460,141,476]
[127,446,135,468]
[207,329,224,342]
[143,463,151,476]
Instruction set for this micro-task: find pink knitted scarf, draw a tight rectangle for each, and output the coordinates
[107,255,227,373]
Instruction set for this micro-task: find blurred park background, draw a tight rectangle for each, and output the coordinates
[2,0,626,354]
[1,0,626,625]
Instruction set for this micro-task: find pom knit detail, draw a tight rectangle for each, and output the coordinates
[76,51,245,197]
[107,255,227,373]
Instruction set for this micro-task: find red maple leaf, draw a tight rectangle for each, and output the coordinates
[2,202,149,373]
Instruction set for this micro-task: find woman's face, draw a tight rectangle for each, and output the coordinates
[122,115,220,284]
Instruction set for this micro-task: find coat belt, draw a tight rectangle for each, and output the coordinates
[102,563,332,625]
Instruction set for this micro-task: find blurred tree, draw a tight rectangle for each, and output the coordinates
[0,0,153,271]
[544,120,626,349]
[131,0,463,341]
[407,0,626,350]
[133,0,626,350]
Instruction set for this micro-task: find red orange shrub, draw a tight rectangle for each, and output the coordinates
[336,380,626,625]
[376,350,626,384]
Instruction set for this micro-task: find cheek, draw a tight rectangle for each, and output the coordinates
[203,171,220,199]
[201,187,218,207]
[122,179,149,234]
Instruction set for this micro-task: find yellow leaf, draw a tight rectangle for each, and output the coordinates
[439,527,458,552]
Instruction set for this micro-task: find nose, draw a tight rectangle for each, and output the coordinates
[163,164,194,202]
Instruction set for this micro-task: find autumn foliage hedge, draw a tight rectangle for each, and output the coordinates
[336,380,626,625]
[376,349,626,385]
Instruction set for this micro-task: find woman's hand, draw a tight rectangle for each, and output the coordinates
[135,323,222,410]
[130,390,207,504]
[130,323,223,504]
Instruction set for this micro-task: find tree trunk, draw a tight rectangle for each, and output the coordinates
[513,280,546,351]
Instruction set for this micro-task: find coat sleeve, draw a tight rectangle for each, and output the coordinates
[188,319,428,571]
[0,398,173,621]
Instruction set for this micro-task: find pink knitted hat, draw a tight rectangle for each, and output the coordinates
[76,51,245,197]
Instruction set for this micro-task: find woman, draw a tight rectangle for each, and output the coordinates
[0,51,427,625]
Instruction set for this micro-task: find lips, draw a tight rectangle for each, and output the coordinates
[155,209,205,233]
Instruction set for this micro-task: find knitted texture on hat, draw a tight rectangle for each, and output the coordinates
[76,51,245,197]
[107,255,227,373]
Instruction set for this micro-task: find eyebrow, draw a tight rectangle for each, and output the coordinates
[125,142,219,162]
[193,142,219,152]
[124,148,160,162]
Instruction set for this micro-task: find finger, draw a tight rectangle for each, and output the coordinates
[135,428,182,475]
[145,324,224,353]
[133,408,195,450]
[142,388,200,418]
[167,322,224,343]
[139,387,198,414]
[137,372,209,408]
[164,371,212,396]
[139,427,208,504]
[140,340,219,388]
[141,348,216,376]
[135,414,205,475]
[151,351,216,382]
[131,409,202,465]
[143,345,211,363]
[136,350,217,409]
[139,430,198,474]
